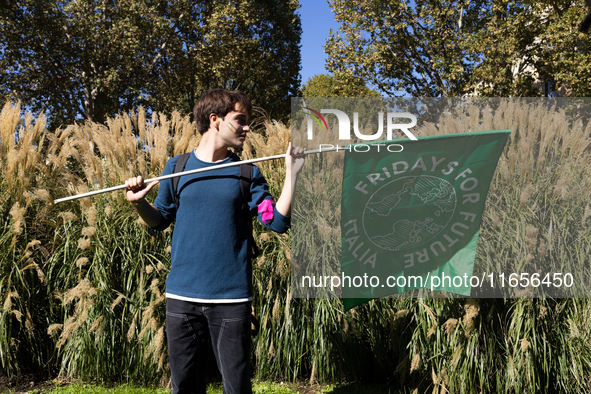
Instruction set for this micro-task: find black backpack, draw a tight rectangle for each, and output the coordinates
[171,152,260,259]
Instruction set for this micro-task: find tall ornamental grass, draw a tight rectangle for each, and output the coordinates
[0,100,590,393]
[280,100,591,393]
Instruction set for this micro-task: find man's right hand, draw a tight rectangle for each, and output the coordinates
[125,176,159,204]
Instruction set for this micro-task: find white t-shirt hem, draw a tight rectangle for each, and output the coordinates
[166,293,252,303]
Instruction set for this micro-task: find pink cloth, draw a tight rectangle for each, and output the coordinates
[258,199,274,224]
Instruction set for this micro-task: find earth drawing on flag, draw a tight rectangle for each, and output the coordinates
[362,176,457,252]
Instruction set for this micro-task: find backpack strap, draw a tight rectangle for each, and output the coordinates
[239,163,260,259]
[239,163,253,204]
[172,152,191,207]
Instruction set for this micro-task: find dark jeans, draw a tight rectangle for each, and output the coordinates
[166,298,253,394]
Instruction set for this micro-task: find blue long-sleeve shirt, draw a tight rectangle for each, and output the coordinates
[152,152,290,301]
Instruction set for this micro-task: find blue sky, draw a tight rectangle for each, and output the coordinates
[298,0,341,86]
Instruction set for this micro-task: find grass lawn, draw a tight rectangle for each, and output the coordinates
[0,381,411,394]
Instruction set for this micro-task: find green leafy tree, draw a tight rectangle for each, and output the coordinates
[149,0,301,121]
[0,0,150,127]
[301,73,380,97]
[469,1,591,96]
[325,0,591,97]
[0,0,301,129]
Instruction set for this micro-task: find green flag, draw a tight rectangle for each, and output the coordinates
[341,130,511,310]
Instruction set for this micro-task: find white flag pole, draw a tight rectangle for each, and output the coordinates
[53,146,341,204]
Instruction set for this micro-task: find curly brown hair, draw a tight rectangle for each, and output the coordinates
[193,89,252,135]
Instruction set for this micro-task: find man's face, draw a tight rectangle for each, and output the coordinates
[217,103,250,149]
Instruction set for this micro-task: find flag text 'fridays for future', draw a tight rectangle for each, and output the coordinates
[340,130,511,310]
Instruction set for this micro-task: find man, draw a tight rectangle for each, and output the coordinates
[124,89,305,394]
